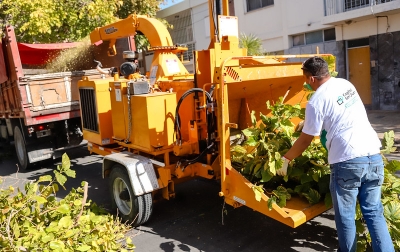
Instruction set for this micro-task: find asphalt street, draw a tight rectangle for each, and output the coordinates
[0,110,398,252]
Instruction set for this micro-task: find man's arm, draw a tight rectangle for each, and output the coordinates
[284,132,314,160]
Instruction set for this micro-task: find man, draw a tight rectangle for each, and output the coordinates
[276,56,394,252]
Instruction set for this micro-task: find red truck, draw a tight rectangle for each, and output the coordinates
[0,25,134,169]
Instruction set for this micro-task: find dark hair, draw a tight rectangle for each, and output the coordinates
[301,56,329,79]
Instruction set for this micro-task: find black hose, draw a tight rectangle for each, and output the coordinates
[174,88,212,143]
[179,142,215,168]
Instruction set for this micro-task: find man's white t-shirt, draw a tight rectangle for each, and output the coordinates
[302,77,381,164]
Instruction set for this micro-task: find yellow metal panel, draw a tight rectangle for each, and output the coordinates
[160,80,195,141]
[223,168,328,228]
[78,77,115,146]
[109,81,129,141]
[129,92,176,151]
[149,52,191,84]
[215,54,335,228]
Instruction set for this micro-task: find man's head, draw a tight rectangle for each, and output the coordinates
[301,56,330,79]
[301,56,330,90]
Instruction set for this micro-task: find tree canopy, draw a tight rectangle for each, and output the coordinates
[0,0,165,43]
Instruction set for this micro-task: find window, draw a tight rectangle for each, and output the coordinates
[347,38,369,48]
[291,28,336,47]
[324,28,336,41]
[345,0,370,11]
[293,34,305,46]
[305,30,323,44]
[247,0,274,12]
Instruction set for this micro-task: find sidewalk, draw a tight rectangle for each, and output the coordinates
[367,110,400,161]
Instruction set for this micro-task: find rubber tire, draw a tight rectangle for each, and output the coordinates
[109,165,153,226]
[14,126,30,170]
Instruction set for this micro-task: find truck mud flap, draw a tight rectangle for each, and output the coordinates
[27,140,88,163]
[52,140,88,159]
[103,152,160,196]
[27,147,53,163]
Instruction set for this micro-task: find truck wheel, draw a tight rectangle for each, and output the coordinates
[109,165,153,226]
[14,126,30,170]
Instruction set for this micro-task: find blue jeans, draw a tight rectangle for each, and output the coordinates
[330,154,394,252]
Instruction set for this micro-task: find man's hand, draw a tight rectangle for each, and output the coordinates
[276,156,290,176]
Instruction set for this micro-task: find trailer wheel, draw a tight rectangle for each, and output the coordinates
[109,165,153,226]
[14,126,30,170]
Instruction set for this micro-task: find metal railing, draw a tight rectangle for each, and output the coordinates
[177,42,195,62]
[325,0,393,15]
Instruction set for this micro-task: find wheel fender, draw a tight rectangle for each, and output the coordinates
[103,151,160,196]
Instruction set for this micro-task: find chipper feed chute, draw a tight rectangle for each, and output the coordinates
[216,55,334,228]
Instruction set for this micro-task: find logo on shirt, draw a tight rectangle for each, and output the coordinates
[337,88,357,107]
[337,96,344,105]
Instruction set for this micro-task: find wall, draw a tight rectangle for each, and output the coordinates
[157,0,210,51]
[234,0,330,51]
[285,41,346,79]
[370,30,400,110]
[337,12,400,40]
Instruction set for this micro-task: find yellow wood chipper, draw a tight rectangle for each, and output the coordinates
[78,0,335,228]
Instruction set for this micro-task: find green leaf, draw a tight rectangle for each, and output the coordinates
[38,175,52,183]
[252,163,262,176]
[355,219,366,233]
[76,245,91,251]
[267,196,277,210]
[12,221,20,238]
[242,128,254,137]
[42,233,55,243]
[260,113,270,126]
[56,204,70,214]
[243,160,254,175]
[384,201,400,221]
[302,189,321,205]
[52,183,59,193]
[386,160,400,173]
[50,240,65,249]
[251,110,257,126]
[61,153,71,170]
[34,196,47,204]
[64,229,75,238]
[381,130,396,154]
[64,169,76,178]
[231,145,247,155]
[58,216,73,228]
[261,162,273,182]
[252,185,263,202]
[74,199,82,206]
[300,173,314,184]
[245,137,258,146]
[54,171,67,187]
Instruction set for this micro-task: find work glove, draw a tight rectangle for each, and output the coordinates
[295,121,304,132]
[276,156,290,176]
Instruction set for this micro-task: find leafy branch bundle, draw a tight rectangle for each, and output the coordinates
[230,97,331,209]
[231,98,400,251]
[0,153,135,252]
[356,131,400,251]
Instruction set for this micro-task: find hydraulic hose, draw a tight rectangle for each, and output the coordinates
[179,142,215,168]
[174,88,212,144]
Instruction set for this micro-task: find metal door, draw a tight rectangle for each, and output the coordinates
[348,46,371,105]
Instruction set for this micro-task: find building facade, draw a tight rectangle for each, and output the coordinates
[157,0,400,110]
